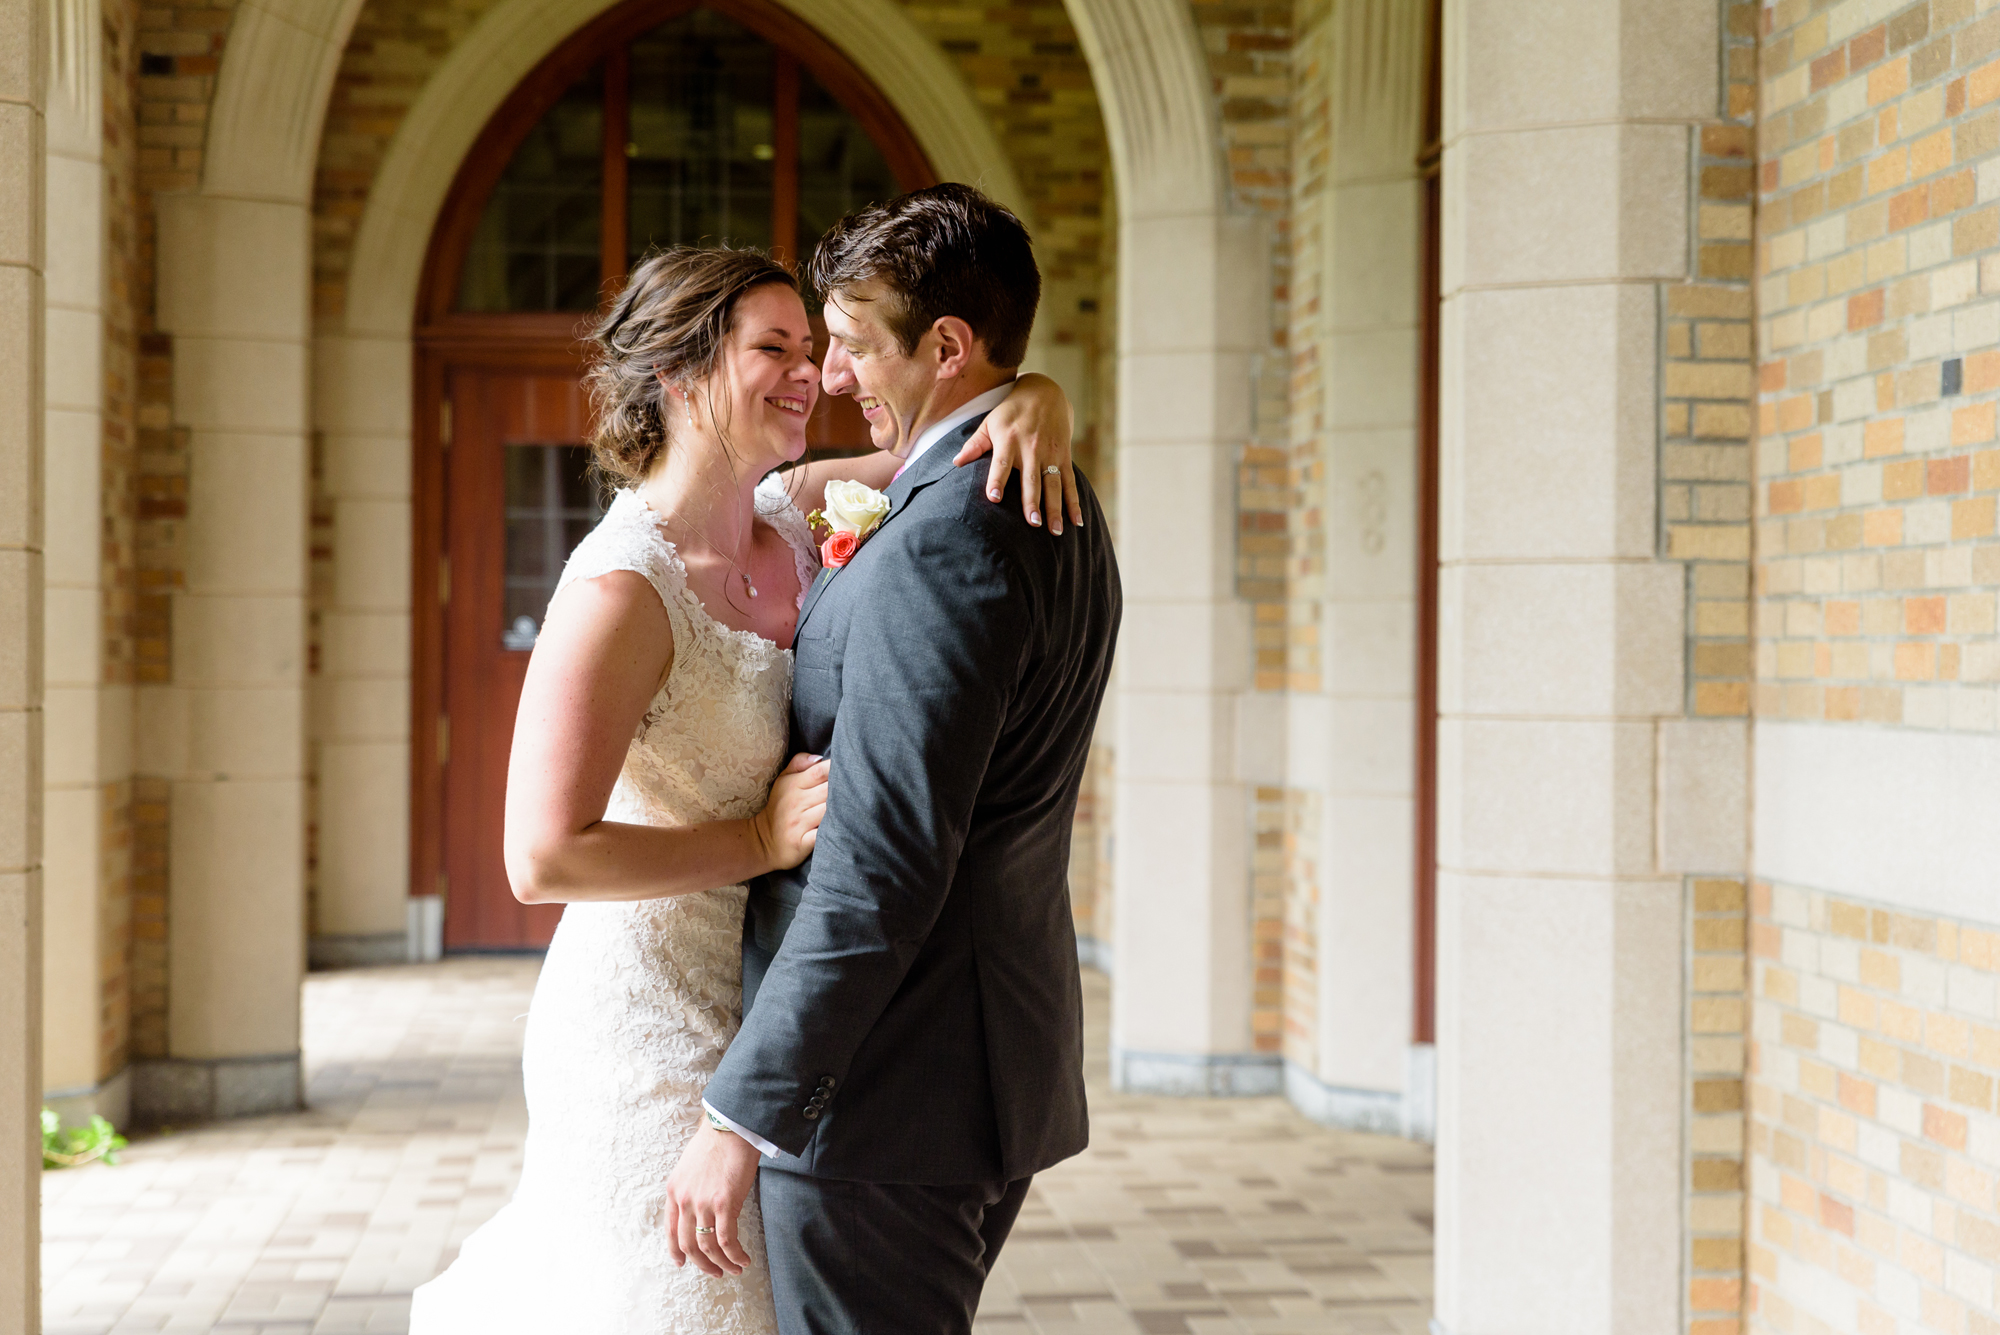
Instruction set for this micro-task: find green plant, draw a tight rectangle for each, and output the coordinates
[41,1109,128,1169]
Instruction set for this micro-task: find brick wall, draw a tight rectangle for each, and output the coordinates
[896,0,1107,451]
[127,776,169,1060]
[1756,0,2000,732]
[1748,883,2000,1334]
[96,0,144,1082]
[1753,6,2000,1328]
[1283,0,1327,695]
[1674,12,1762,1329]
[124,0,234,1054]
[1191,0,1293,677]
[1279,787,1318,1066]
[1246,786,1320,1064]
[1692,878,1754,1335]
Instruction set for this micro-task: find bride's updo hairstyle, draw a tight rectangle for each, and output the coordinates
[584,246,798,487]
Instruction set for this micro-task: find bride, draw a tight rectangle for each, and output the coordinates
[407,247,1076,1333]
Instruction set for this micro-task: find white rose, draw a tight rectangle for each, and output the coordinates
[823,479,892,537]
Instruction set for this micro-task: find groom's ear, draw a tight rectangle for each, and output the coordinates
[929,315,981,380]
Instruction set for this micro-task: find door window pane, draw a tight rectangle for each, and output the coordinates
[627,10,776,258]
[797,68,900,264]
[459,68,605,312]
[503,445,605,649]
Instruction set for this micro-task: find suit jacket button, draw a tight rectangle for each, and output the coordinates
[802,1106,821,1120]
[818,1076,836,1090]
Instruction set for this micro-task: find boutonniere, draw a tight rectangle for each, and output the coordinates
[809,480,891,569]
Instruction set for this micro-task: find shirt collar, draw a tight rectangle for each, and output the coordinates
[899,381,1017,472]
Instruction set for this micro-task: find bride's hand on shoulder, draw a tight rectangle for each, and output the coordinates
[954,371,1083,535]
[753,752,830,870]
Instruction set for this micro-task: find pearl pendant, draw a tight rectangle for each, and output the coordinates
[743,573,759,599]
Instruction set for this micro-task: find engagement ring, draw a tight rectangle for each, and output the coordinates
[694,1226,715,1234]
[1044,465,1060,476]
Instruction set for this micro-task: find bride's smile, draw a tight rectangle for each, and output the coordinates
[697,283,821,473]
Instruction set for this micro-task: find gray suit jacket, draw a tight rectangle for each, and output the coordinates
[704,412,1121,1185]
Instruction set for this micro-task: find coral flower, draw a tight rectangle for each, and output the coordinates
[821,530,859,569]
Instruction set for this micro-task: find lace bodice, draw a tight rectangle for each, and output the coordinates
[558,478,819,832]
[410,472,819,1335]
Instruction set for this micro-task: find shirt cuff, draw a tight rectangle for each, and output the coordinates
[702,1099,779,1158]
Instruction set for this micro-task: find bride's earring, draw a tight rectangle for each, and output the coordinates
[683,396,694,431]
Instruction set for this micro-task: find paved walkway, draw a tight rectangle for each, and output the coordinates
[41,960,1433,1334]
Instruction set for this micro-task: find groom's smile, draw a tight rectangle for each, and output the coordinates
[820,282,949,459]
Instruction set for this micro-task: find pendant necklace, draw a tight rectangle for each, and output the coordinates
[674,396,758,599]
[675,512,759,601]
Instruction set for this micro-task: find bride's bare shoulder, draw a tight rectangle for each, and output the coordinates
[541,569,677,687]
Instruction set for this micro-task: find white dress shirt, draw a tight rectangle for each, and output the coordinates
[701,380,1019,1158]
[896,380,1017,474]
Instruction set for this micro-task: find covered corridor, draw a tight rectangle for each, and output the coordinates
[40,962,1435,1334]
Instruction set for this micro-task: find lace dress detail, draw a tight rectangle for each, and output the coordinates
[411,474,819,1335]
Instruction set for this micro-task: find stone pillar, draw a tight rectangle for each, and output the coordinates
[1282,0,1431,1133]
[1432,0,1720,1331]
[138,192,310,1120]
[1063,0,1274,1093]
[1110,207,1266,1090]
[0,0,46,1324]
[311,333,416,966]
[41,0,127,1129]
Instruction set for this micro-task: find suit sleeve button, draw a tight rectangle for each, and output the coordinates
[802,1106,822,1121]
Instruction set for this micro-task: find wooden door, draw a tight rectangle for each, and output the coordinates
[442,363,596,950]
[413,0,938,952]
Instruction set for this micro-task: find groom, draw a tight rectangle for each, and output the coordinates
[663,183,1121,1331]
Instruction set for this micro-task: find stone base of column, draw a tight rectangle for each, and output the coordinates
[43,1066,133,1132]
[1402,1042,1436,1144]
[408,893,444,962]
[1280,1062,1404,1135]
[1111,1048,1282,1096]
[308,932,407,969]
[131,1053,300,1126]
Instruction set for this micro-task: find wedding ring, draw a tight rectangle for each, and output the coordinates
[694,1226,716,1234]
[1044,465,1060,476]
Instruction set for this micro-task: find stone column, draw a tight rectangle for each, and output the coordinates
[1063,0,1273,1093]
[139,192,311,1120]
[41,0,126,1129]
[0,0,47,1324]
[1110,206,1266,1090]
[312,332,416,966]
[1285,0,1431,1133]
[1432,0,1719,1331]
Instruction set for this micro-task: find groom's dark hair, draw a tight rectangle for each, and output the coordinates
[807,183,1040,369]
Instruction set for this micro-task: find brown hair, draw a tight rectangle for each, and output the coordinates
[807,183,1040,369]
[585,247,798,487]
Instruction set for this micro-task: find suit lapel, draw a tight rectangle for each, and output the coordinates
[795,565,835,631]
[793,412,988,636]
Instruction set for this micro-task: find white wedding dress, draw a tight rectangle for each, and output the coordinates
[410,477,819,1335]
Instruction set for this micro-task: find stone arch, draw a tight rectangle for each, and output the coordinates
[310,0,1049,950]
[202,0,372,204]
[174,0,1257,1101]
[1060,0,1217,218]
[340,0,1032,340]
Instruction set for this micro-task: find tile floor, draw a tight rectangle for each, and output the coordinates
[41,960,1433,1333]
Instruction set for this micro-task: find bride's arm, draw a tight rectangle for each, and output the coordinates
[786,372,1079,530]
[503,571,828,904]
[786,446,899,521]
